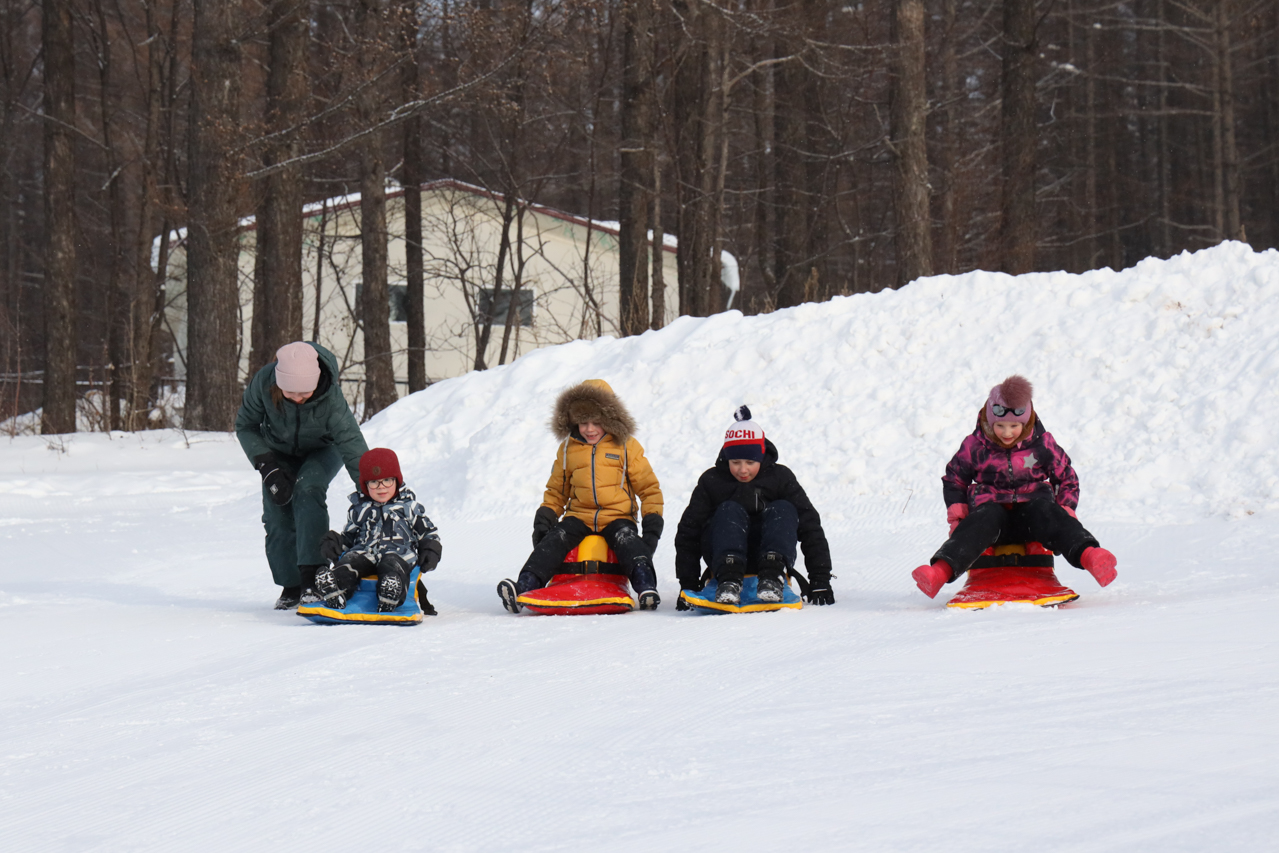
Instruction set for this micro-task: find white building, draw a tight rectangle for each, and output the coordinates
[159,179,739,403]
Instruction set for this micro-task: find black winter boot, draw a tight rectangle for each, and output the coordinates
[497,579,522,613]
[315,564,360,609]
[376,557,410,612]
[274,586,302,610]
[715,579,742,606]
[298,565,321,605]
[756,552,787,603]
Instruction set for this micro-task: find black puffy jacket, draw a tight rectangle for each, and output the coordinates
[673,439,831,588]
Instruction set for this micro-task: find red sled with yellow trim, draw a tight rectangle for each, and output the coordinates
[516,535,636,615]
[946,542,1079,610]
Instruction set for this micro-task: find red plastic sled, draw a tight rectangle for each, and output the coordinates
[946,542,1079,610]
[515,535,636,615]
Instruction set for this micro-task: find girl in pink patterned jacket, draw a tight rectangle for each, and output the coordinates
[912,375,1117,598]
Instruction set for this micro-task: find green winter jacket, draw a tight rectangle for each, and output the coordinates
[234,342,369,484]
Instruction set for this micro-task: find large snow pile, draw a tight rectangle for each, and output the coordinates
[368,241,1279,526]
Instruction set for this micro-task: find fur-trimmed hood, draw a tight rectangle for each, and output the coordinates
[550,379,636,442]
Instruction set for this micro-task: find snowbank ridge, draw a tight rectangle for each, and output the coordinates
[364,242,1279,526]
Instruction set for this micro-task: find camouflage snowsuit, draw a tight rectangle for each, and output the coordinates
[336,485,439,568]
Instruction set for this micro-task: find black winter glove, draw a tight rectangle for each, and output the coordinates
[806,586,836,606]
[731,484,766,515]
[676,553,704,594]
[417,538,442,572]
[254,453,294,506]
[319,530,345,564]
[641,514,664,555]
[532,506,558,547]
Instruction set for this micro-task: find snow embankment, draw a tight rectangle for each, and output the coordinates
[366,241,1279,527]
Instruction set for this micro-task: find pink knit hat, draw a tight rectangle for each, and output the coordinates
[985,375,1033,425]
[275,342,321,393]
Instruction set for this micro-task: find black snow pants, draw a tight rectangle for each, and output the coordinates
[516,516,657,593]
[701,499,799,583]
[932,497,1100,577]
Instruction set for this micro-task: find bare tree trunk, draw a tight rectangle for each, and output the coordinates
[618,0,653,335]
[1215,0,1243,241]
[402,0,427,392]
[251,0,309,373]
[671,0,721,317]
[186,0,246,431]
[934,0,959,274]
[41,0,78,434]
[890,0,932,287]
[998,0,1037,274]
[650,147,666,328]
[358,0,396,416]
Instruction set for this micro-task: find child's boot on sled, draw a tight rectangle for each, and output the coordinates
[756,552,787,603]
[714,554,747,605]
[376,555,410,613]
[315,562,361,609]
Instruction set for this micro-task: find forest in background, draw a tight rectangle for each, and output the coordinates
[2,0,1275,433]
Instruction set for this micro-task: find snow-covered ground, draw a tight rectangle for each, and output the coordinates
[2,242,1277,851]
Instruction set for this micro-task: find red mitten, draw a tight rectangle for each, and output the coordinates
[1081,547,1117,587]
[1062,505,1078,519]
[946,503,969,534]
[912,560,952,599]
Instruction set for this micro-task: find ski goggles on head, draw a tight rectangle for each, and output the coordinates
[990,404,1026,418]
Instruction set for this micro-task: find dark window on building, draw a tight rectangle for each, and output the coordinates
[478,287,534,327]
[354,282,409,322]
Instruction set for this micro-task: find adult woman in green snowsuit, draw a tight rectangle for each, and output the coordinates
[235,342,369,609]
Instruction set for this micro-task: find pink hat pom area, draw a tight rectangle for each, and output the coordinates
[985,374,1034,425]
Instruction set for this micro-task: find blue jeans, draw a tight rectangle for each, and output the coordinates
[703,499,799,582]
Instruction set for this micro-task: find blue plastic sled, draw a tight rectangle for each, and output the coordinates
[679,575,803,614]
[298,567,425,625]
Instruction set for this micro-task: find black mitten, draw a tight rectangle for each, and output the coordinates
[319,530,345,564]
[641,514,664,554]
[254,453,294,506]
[417,538,442,572]
[532,506,558,546]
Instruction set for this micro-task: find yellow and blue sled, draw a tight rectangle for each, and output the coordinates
[298,567,426,625]
[679,575,803,614]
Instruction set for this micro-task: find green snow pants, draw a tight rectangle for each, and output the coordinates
[261,445,345,587]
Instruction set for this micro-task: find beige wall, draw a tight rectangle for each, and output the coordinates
[162,182,681,407]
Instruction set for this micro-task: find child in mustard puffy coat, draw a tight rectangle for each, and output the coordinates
[498,379,665,612]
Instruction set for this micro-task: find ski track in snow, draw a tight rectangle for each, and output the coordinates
[3,244,1279,851]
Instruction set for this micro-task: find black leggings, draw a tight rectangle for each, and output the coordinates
[932,499,1099,576]
[518,516,654,590]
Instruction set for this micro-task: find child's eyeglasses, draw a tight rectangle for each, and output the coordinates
[991,404,1026,417]
[366,477,397,489]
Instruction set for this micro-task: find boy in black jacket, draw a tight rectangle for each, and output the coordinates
[674,407,835,607]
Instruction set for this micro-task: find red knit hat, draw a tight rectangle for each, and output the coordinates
[359,448,403,495]
[722,405,766,462]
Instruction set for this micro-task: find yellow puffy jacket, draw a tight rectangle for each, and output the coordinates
[540,380,663,530]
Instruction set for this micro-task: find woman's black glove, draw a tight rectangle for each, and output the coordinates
[417,539,442,572]
[319,530,345,564]
[641,514,663,555]
[532,506,558,546]
[254,453,294,506]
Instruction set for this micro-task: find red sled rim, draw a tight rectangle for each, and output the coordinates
[946,566,1079,610]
